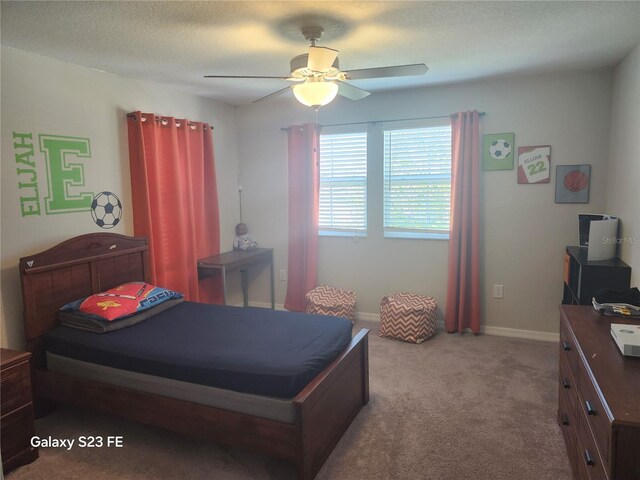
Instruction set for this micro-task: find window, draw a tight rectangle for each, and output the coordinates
[383,123,452,239]
[319,131,367,236]
[318,120,452,240]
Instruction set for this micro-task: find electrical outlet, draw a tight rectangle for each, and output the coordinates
[279,269,287,281]
[493,284,504,299]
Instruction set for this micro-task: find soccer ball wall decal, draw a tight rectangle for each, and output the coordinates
[489,139,512,160]
[91,191,122,229]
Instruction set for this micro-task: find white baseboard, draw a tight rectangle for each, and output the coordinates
[357,313,559,342]
[480,325,559,342]
[241,303,559,343]
[243,301,287,310]
[355,312,381,322]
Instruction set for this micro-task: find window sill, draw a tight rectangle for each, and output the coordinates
[319,230,367,238]
[384,231,449,240]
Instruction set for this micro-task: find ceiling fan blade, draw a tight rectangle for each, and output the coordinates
[307,46,339,72]
[252,86,292,104]
[204,75,290,80]
[342,63,428,81]
[337,81,371,101]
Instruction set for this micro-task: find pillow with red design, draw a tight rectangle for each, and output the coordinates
[78,282,183,321]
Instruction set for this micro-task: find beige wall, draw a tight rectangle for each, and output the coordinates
[1,47,239,349]
[606,43,640,286]
[0,43,627,345]
[236,70,614,338]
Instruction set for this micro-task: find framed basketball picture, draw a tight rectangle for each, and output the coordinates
[483,133,514,170]
[555,165,591,203]
[517,145,551,184]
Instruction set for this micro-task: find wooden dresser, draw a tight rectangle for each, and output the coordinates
[1,348,38,473]
[558,306,640,479]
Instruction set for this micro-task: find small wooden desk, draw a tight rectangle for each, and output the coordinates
[198,248,275,308]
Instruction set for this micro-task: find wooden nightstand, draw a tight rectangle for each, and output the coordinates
[1,348,38,474]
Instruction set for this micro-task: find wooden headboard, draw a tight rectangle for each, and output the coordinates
[19,233,150,367]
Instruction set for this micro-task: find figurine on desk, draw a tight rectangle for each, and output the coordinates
[233,223,258,251]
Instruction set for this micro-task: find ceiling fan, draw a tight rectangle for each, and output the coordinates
[204,26,428,108]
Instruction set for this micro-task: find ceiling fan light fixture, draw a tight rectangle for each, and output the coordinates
[293,79,338,107]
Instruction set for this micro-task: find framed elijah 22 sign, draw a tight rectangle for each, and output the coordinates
[517,145,551,184]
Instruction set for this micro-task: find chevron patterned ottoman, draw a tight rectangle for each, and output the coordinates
[305,285,357,324]
[379,293,437,343]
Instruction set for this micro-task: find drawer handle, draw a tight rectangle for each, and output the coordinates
[562,341,571,351]
[585,400,597,416]
[583,449,595,466]
[561,413,570,426]
[562,378,570,389]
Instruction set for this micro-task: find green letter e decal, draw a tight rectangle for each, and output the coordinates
[40,135,93,214]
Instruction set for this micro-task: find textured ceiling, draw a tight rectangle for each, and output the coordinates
[2,1,639,105]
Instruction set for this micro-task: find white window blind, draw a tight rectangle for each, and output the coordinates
[319,131,367,235]
[383,124,452,238]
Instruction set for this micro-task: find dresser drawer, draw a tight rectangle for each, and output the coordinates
[577,362,610,466]
[558,352,577,429]
[1,362,32,415]
[559,349,575,394]
[558,379,576,431]
[1,404,36,463]
[576,409,608,480]
[558,379,577,465]
[559,322,578,381]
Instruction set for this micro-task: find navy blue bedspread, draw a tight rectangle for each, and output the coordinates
[46,302,353,398]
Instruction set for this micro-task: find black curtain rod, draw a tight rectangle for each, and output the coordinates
[280,112,485,131]
[126,112,213,130]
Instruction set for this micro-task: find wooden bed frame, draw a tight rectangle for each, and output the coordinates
[20,233,369,480]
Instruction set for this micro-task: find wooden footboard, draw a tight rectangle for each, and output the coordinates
[295,328,369,479]
[34,328,369,479]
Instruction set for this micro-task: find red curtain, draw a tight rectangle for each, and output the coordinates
[284,124,319,311]
[127,112,221,303]
[445,110,481,333]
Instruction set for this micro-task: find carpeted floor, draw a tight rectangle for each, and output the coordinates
[8,320,571,480]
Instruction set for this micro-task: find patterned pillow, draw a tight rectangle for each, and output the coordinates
[77,282,183,321]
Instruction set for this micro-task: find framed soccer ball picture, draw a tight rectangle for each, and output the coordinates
[517,145,551,184]
[483,133,514,171]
